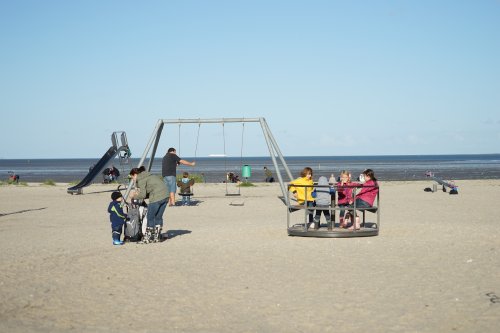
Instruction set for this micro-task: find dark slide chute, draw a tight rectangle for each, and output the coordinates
[67,146,118,194]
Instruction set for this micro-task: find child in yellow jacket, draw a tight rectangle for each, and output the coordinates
[289,167,315,224]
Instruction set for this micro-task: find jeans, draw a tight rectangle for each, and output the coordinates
[339,204,349,219]
[349,198,371,209]
[147,199,167,228]
[163,176,177,194]
[181,195,191,205]
[305,201,315,222]
[346,199,372,218]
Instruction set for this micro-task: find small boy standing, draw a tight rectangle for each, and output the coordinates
[108,191,127,245]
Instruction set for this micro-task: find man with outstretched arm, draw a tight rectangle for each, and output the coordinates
[162,147,195,206]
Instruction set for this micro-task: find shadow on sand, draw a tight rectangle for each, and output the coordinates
[163,229,192,240]
[0,207,48,218]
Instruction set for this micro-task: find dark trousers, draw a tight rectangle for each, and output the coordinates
[111,224,123,241]
[314,206,331,222]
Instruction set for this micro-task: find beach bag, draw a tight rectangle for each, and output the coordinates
[124,199,146,242]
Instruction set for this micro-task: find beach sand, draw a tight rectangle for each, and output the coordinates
[1,180,499,332]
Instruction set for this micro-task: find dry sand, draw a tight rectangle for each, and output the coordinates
[1,180,499,332]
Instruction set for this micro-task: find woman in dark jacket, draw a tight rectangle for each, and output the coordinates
[129,166,168,243]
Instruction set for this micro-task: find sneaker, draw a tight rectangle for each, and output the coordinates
[308,222,317,230]
[113,240,124,245]
[139,237,150,244]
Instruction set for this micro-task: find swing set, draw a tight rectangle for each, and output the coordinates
[170,119,255,196]
[123,118,293,200]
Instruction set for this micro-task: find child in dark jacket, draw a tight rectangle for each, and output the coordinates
[108,191,127,245]
[177,172,195,205]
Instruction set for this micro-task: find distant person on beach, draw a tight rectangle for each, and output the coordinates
[162,148,196,206]
[227,172,240,183]
[264,166,274,182]
[129,166,168,244]
[346,169,379,230]
[312,176,334,230]
[288,167,315,223]
[177,171,195,206]
[102,165,120,183]
[337,170,354,228]
[8,171,20,184]
[107,191,127,245]
[109,165,119,181]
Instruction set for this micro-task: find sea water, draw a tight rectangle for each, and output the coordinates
[1,154,499,183]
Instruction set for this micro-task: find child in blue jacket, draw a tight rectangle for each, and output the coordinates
[108,191,127,245]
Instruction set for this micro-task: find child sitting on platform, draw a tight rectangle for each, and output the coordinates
[312,176,334,230]
[289,167,315,225]
[337,170,353,228]
[347,169,379,230]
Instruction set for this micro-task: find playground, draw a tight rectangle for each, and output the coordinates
[1,180,500,332]
[66,118,381,238]
[3,118,497,331]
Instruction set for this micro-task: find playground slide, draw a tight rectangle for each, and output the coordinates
[67,146,119,194]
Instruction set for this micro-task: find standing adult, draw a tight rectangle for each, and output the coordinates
[129,166,168,243]
[162,147,196,206]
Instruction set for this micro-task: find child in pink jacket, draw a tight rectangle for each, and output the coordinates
[347,169,379,230]
[336,170,353,228]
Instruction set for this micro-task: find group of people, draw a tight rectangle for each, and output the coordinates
[8,171,20,184]
[102,165,120,183]
[289,167,379,230]
[107,152,378,244]
[107,147,195,245]
[223,166,274,184]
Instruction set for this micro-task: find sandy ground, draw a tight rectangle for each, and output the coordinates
[0,180,499,333]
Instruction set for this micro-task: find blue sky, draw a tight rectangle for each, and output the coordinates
[1,0,499,159]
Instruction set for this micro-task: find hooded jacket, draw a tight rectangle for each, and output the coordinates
[289,176,314,204]
[177,177,195,194]
[315,176,333,206]
[108,200,126,228]
[135,171,168,204]
[354,179,379,206]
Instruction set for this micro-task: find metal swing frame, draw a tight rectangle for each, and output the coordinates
[123,118,293,203]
